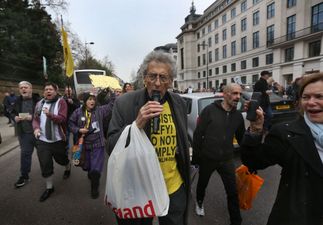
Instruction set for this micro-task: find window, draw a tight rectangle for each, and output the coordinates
[202,28,205,36]
[253,11,259,26]
[223,65,227,73]
[222,14,227,24]
[231,41,236,56]
[309,40,321,57]
[311,3,323,32]
[287,15,296,40]
[253,31,259,49]
[202,41,206,50]
[267,2,275,19]
[223,45,227,59]
[266,53,273,64]
[241,1,247,13]
[209,69,212,76]
[198,72,200,78]
[197,44,200,52]
[197,32,200,39]
[203,54,206,65]
[241,60,247,69]
[208,24,212,33]
[215,48,219,61]
[252,74,259,83]
[222,29,227,41]
[241,36,247,53]
[197,56,201,67]
[253,0,260,5]
[252,57,259,67]
[231,63,236,71]
[285,47,294,62]
[180,48,184,69]
[208,37,212,47]
[287,0,296,8]
[231,8,236,18]
[223,79,227,85]
[215,67,219,75]
[208,51,212,63]
[241,18,247,31]
[214,19,219,29]
[215,33,219,44]
[241,76,247,84]
[267,25,275,45]
[231,24,236,36]
[214,80,219,90]
[203,71,206,77]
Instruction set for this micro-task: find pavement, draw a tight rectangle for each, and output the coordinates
[0,116,19,156]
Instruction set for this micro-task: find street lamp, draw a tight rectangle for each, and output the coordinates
[85,41,94,67]
[198,43,209,90]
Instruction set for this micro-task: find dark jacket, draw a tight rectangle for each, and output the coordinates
[11,93,40,136]
[63,95,80,119]
[241,117,323,225]
[254,77,270,108]
[69,103,114,149]
[107,88,191,225]
[192,100,245,163]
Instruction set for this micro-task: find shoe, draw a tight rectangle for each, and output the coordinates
[195,202,205,216]
[91,188,99,199]
[63,170,71,179]
[14,176,30,188]
[39,188,54,202]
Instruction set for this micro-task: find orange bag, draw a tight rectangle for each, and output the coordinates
[235,165,264,210]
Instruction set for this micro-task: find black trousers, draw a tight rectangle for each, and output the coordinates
[196,158,242,225]
[36,140,69,177]
[116,184,187,225]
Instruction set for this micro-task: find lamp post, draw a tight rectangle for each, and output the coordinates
[198,43,209,90]
[85,41,94,67]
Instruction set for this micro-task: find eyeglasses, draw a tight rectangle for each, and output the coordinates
[146,73,170,83]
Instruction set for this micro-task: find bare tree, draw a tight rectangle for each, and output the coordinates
[30,0,68,15]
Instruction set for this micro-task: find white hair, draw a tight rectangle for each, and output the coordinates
[18,81,32,88]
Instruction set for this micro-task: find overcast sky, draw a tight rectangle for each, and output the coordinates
[64,0,215,82]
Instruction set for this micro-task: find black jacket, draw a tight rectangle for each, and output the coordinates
[241,117,323,225]
[108,88,191,225]
[192,100,245,163]
[254,77,270,108]
[11,93,40,136]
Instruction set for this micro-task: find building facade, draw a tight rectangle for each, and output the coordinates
[176,0,323,92]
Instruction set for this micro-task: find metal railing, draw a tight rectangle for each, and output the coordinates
[267,23,323,47]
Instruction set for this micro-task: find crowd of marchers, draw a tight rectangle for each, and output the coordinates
[1,50,322,225]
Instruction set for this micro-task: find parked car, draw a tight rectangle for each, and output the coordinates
[238,91,299,124]
[180,91,298,148]
[180,92,248,147]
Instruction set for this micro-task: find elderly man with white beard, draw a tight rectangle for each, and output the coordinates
[11,81,40,188]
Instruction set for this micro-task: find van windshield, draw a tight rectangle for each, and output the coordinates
[75,71,105,84]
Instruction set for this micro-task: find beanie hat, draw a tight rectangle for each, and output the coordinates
[83,92,96,102]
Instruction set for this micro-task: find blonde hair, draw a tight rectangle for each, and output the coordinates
[267,77,274,85]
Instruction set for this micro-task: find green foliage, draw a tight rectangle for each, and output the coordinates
[0,0,64,86]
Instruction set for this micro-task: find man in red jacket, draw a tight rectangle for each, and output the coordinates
[32,82,70,202]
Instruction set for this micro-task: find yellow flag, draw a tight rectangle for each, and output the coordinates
[61,27,74,77]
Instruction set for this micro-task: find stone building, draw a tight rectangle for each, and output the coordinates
[176,0,323,92]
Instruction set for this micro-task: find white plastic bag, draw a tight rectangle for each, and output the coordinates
[104,121,169,219]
